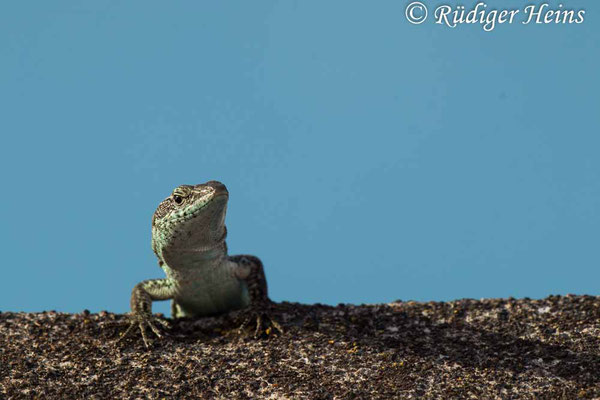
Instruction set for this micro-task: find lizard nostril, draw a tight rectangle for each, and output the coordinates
[207,181,228,195]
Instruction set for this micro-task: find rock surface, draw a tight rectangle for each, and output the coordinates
[1,295,599,399]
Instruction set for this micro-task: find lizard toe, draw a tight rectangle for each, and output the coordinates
[115,313,170,347]
[237,303,284,337]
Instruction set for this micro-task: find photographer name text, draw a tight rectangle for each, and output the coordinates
[405,2,586,31]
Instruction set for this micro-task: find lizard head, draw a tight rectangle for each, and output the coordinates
[151,180,229,263]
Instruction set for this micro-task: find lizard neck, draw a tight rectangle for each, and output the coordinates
[160,238,228,270]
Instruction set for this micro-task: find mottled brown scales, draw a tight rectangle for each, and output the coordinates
[229,255,269,303]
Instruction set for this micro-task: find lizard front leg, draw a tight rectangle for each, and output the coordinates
[231,255,284,337]
[117,278,176,347]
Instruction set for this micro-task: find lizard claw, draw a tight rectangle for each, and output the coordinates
[115,313,170,347]
[237,302,284,338]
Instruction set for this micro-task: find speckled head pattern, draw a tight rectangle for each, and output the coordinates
[151,180,229,263]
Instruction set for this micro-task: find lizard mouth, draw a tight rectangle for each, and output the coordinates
[213,192,229,200]
[169,194,216,224]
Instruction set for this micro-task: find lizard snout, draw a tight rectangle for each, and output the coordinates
[206,180,228,197]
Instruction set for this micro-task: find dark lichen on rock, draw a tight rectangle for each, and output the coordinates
[1,295,599,399]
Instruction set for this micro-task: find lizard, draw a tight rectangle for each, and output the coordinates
[118,180,282,347]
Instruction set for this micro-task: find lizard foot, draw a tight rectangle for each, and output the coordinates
[237,302,284,338]
[115,312,170,347]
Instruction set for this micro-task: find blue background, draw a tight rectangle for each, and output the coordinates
[1,1,598,315]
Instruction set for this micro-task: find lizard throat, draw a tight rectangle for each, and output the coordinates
[160,229,228,268]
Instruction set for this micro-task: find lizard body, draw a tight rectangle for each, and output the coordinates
[120,180,280,346]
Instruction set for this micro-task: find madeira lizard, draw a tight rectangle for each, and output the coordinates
[118,180,282,346]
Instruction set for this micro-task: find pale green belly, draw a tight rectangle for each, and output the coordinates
[170,266,250,318]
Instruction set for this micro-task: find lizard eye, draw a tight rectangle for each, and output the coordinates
[173,195,183,204]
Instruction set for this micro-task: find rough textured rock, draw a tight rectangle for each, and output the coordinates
[1,295,599,399]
